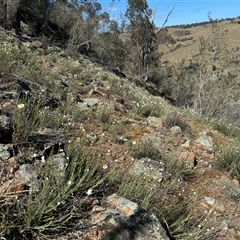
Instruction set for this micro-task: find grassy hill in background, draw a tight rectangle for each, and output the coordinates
[152,19,240,127]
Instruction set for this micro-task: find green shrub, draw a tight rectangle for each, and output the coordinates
[0,48,19,73]
[163,154,193,181]
[117,158,212,240]
[212,121,240,140]
[12,97,48,143]
[217,145,240,180]
[136,102,163,118]
[224,180,240,199]
[98,109,111,124]
[129,139,161,160]
[0,142,106,238]
[163,111,190,132]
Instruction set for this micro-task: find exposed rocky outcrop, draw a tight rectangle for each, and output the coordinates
[90,194,170,240]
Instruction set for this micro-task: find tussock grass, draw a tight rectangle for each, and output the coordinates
[163,111,190,132]
[212,121,240,140]
[12,96,48,143]
[129,139,161,160]
[135,102,163,118]
[0,142,107,239]
[217,144,240,180]
[117,154,213,240]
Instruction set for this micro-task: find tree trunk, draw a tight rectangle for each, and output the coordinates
[4,0,21,33]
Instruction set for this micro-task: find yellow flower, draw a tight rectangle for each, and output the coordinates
[17,103,25,109]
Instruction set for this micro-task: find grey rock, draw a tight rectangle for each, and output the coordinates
[15,164,36,184]
[181,139,191,148]
[28,128,65,148]
[147,116,161,128]
[204,196,225,212]
[129,158,165,182]
[106,194,139,216]
[77,98,102,111]
[83,98,101,107]
[194,129,215,153]
[0,116,12,143]
[204,196,216,205]
[90,194,170,240]
[0,150,10,160]
[0,91,17,99]
[0,144,12,160]
[220,220,229,231]
[194,135,214,153]
[67,73,73,79]
[0,115,10,125]
[170,126,182,135]
[49,152,66,172]
[220,220,237,231]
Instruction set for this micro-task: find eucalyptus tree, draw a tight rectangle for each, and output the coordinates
[125,0,156,80]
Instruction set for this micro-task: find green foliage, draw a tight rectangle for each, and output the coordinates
[136,102,163,118]
[0,142,106,238]
[98,108,111,124]
[212,121,240,140]
[117,176,156,210]
[129,139,161,160]
[117,155,212,240]
[153,18,240,131]
[224,180,240,199]
[217,145,240,180]
[12,96,48,143]
[0,47,19,73]
[163,111,190,132]
[163,154,193,181]
[125,0,157,77]
[92,23,129,70]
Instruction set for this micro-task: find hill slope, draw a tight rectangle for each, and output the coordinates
[0,26,240,239]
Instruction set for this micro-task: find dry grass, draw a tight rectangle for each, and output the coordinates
[161,21,240,64]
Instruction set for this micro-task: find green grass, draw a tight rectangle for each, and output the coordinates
[116,155,213,240]
[0,47,19,74]
[128,139,162,160]
[12,96,48,143]
[0,142,107,239]
[217,144,240,180]
[135,102,163,118]
[212,121,240,140]
[163,111,190,132]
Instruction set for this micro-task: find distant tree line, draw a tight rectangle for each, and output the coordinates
[167,16,240,29]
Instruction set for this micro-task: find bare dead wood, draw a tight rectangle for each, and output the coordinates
[155,6,175,35]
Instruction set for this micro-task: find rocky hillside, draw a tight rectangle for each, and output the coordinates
[0,27,240,240]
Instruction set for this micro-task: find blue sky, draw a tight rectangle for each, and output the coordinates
[99,1,240,27]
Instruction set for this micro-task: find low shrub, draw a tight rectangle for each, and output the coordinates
[0,142,107,239]
[136,102,163,118]
[217,145,240,180]
[129,139,161,160]
[163,111,190,132]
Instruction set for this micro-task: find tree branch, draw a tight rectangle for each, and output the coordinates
[155,6,175,35]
